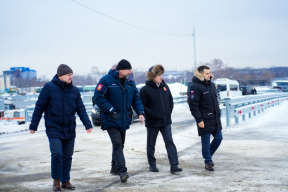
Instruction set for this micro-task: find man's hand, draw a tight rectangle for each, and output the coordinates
[87,128,93,134]
[139,115,145,124]
[198,121,205,128]
[30,130,35,134]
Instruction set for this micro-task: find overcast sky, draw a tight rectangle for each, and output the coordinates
[0,0,288,78]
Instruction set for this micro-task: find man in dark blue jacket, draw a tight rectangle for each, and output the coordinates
[29,64,93,191]
[140,65,183,174]
[94,59,145,182]
[188,65,223,172]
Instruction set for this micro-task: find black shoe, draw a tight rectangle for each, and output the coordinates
[149,165,159,172]
[120,173,129,182]
[205,164,214,171]
[110,166,118,175]
[211,161,214,167]
[170,165,183,174]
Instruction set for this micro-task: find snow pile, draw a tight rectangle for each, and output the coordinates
[167,83,187,97]
[0,120,45,135]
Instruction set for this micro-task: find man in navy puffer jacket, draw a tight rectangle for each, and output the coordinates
[29,64,93,191]
[94,59,145,182]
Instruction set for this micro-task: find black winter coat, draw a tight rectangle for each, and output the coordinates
[188,76,222,136]
[250,88,257,95]
[29,75,92,139]
[140,80,173,128]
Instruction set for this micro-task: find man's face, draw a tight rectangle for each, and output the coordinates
[59,73,73,83]
[153,75,163,84]
[201,69,211,81]
[119,69,132,79]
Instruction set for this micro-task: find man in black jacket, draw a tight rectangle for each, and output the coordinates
[140,65,182,174]
[250,86,257,95]
[188,65,223,171]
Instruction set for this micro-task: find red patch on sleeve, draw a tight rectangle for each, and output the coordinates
[97,84,103,91]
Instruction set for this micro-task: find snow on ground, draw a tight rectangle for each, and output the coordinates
[0,102,288,191]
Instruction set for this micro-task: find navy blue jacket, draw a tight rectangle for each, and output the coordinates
[29,75,92,139]
[94,69,144,132]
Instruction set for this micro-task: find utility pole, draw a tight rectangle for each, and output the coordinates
[192,26,197,71]
[192,8,214,72]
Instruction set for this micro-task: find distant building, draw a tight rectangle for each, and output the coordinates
[0,75,10,92]
[3,67,37,80]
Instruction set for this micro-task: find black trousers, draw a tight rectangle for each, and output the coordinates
[107,128,127,175]
[147,125,179,166]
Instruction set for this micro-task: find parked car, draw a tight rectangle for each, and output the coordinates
[91,104,139,126]
[214,78,242,100]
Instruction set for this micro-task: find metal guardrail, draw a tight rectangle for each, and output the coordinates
[173,96,187,104]
[222,93,288,128]
[24,95,186,123]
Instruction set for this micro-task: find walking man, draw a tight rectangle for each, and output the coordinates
[94,59,145,182]
[188,65,223,171]
[140,65,182,173]
[29,64,93,191]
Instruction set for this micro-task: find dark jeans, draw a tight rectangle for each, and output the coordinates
[48,137,75,182]
[107,128,127,175]
[201,130,223,164]
[147,125,179,166]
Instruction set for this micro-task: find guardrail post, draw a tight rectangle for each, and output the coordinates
[242,114,246,121]
[235,116,239,125]
[249,112,252,118]
[25,108,28,124]
[224,98,231,128]
[253,111,256,116]
[258,109,261,114]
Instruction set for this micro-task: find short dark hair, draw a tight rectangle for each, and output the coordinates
[198,65,210,73]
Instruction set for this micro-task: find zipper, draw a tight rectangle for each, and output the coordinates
[62,90,66,139]
[159,88,166,124]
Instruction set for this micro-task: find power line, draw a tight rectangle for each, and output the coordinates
[71,0,191,37]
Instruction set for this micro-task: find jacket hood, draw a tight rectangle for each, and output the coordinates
[52,75,73,90]
[193,66,214,81]
[146,64,165,81]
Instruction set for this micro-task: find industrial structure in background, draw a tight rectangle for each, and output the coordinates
[0,67,37,93]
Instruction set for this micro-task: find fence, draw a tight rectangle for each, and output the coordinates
[222,93,288,128]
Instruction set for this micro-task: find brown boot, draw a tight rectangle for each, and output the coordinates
[61,181,75,190]
[53,179,61,191]
[205,164,214,171]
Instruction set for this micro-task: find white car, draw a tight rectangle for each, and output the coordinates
[214,78,242,100]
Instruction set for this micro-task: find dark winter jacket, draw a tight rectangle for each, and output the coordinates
[29,75,92,139]
[188,68,222,136]
[250,88,257,95]
[140,80,173,128]
[94,66,144,132]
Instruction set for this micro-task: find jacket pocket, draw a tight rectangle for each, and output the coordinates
[201,113,214,119]
[108,113,121,120]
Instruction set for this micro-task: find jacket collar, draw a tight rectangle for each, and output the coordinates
[145,80,165,88]
[52,75,73,91]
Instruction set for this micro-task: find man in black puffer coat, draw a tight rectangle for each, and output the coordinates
[188,65,223,171]
[29,64,93,191]
[140,65,182,174]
